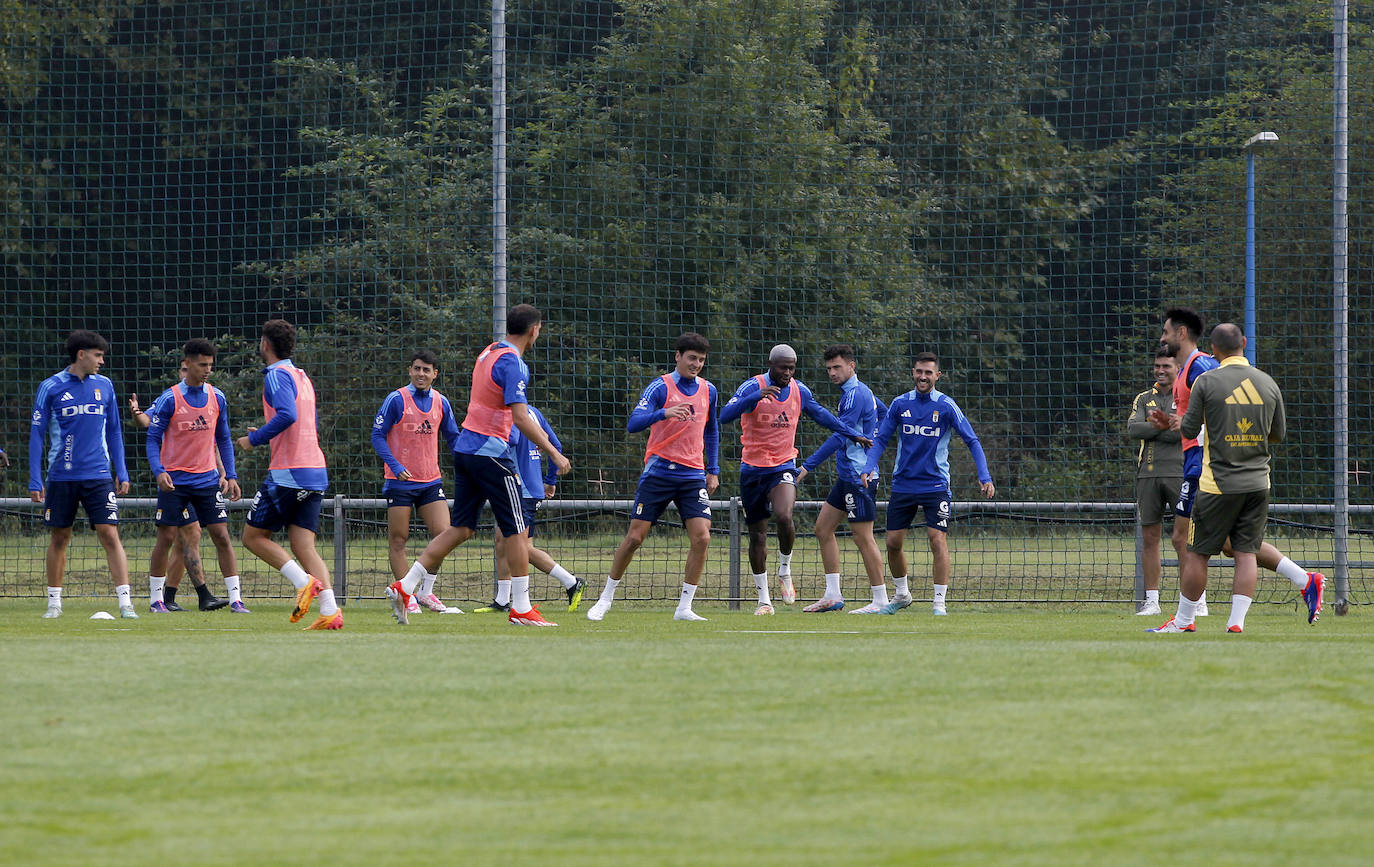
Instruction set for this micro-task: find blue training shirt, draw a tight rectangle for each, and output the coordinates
[146,381,236,488]
[627,371,720,480]
[863,388,991,496]
[370,384,461,491]
[802,375,887,485]
[29,369,129,489]
[508,405,563,500]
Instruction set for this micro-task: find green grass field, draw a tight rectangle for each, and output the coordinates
[2,599,1370,866]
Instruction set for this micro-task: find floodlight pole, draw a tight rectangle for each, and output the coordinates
[1333,0,1351,612]
[491,0,508,341]
[1243,131,1278,364]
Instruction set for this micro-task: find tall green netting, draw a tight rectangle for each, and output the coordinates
[2,1,1369,610]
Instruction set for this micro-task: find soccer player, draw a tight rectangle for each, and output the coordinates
[387,304,571,627]
[861,352,995,616]
[145,339,239,614]
[236,319,343,630]
[1150,307,1322,618]
[1149,323,1314,633]
[1127,347,1183,616]
[586,332,719,622]
[133,361,240,612]
[481,404,586,613]
[720,344,871,615]
[370,350,461,615]
[795,344,891,613]
[0,446,9,467]
[28,330,136,619]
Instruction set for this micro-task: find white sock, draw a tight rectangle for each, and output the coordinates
[778,552,793,576]
[420,571,438,597]
[47,586,63,607]
[824,572,841,599]
[933,584,948,607]
[676,582,698,612]
[400,561,426,596]
[281,560,311,590]
[317,588,338,617]
[1145,589,1159,605]
[1227,594,1252,630]
[224,575,241,604]
[871,584,890,605]
[512,576,532,614]
[599,577,620,604]
[1197,590,1208,606]
[495,578,512,606]
[753,572,771,606]
[149,576,166,604]
[1275,557,1308,589]
[1175,595,1199,627]
[115,584,132,609]
[549,563,577,590]
[893,575,909,596]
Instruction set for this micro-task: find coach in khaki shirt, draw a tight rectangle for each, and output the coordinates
[1174,322,1284,630]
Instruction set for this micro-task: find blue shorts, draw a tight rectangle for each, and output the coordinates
[43,479,119,528]
[385,482,447,510]
[825,480,877,524]
[631,473,713,525]
[1174,475,1200,519]
[449,451,526,537]
[156,485,228,527]
[740,468,797,525]
[886,490,952,534]
[245,482,324,533]
[521,497,540,539]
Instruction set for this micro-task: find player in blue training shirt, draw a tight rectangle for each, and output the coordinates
[586,332,720,622]
[719,343,870,615]
[370,350,462,615]
[862,352,995,616]
[481,404,586,613]
[795,344,892,613]
[144,339,238,614]
[29,330,136,619]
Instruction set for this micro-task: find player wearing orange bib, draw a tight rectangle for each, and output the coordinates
[236,319,342,630]
[720,344,870,614]
[370,350,461,614]
[145,340,239,614]
[587,332,720,622]
[387,305,571,627]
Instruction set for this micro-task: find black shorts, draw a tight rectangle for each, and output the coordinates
[246,482,324,533]
[1189,490,1269,556]
[384,482,447,510]
[630,473,712,525]
[1136,476,1181,526]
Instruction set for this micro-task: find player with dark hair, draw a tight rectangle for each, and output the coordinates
[371,350,462,615]
[145,339,237,614]
[720,344,870,614]
[29,330,135,618]
[587,332,719,622]
[387,304,571,627]
[1127,347,1183,616]
[796,344,890,612]
[1151,308,1322,618]
[862,352,995,616]
[1151,323,1308,632]
[237,319,343,630]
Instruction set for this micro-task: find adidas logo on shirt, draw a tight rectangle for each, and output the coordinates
[901,410,912,418]
[1224,379,1265,405]
[61,392,74,400]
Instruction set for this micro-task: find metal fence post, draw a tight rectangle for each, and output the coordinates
[728,496,741,610]
[1133,514,1144,608]
[334,497,347,604]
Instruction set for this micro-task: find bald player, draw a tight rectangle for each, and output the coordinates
[720,344,871,614]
